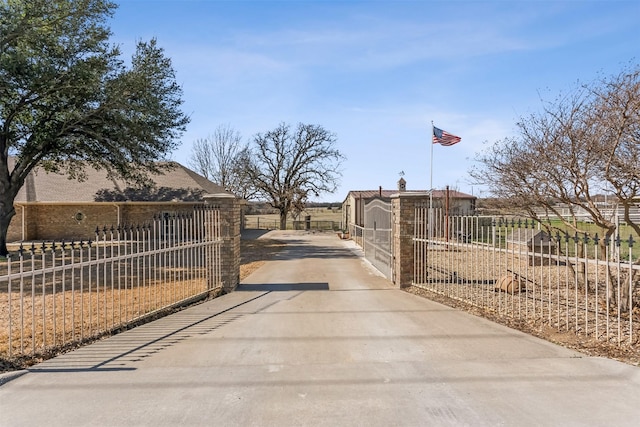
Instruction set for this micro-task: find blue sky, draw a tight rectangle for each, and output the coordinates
[110,0,639,201]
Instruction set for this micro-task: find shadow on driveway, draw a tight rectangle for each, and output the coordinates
[237,282,330,291]
[241,229,274,240]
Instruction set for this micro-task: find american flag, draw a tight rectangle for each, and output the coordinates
[432,126,461,146]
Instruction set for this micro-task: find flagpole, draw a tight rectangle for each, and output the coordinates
[429,121,434,245]
[430,120,434,211]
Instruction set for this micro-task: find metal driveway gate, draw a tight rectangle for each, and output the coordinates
[1,206,224,359]
[363,198,393,279]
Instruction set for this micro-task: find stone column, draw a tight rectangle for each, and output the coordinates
[204,193,240,293]
[391,192,430,288]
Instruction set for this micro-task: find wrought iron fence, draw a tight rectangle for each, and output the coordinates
[413,209,640,346]
[0,206,222,359]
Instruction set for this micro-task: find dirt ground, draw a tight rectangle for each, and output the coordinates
[0,237,285,373]
[3,236,638,372]
[239,237,286,280]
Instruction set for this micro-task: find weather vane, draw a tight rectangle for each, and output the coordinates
[399,170,405,177]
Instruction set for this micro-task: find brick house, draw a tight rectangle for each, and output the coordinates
[9,161,230,242]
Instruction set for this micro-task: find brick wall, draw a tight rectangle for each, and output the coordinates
[9,198,242,293]
[8,202,203,242]
[204,194,240,292]
[391,193,431,288]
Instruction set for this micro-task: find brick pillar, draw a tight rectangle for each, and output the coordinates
[204,193,240,293]
[391,192,430,288]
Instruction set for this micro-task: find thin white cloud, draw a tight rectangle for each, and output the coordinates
[200,5,593,75]
[222,21,529,71]
[112,0,639,200]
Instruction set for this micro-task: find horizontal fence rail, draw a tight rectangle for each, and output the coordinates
[243,216,279,230]
[243,216,342,231]
[0,206,222,359]
[291,220,342,231]
[413,210,640,347]
[349,224,364,247]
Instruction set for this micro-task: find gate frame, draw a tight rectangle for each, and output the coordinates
[362,197,394,279]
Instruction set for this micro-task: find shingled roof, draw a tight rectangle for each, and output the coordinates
[13,161,228,203]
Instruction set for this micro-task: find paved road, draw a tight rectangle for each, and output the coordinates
[2,230,640,426]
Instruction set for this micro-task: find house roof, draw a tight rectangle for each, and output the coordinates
[13,160,228,203]
[346,190,399,200]
[344,189,476,202]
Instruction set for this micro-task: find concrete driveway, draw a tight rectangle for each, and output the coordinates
[1,230,640,426]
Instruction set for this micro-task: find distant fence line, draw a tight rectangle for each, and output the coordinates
[1,206,223,359]
[244,215,342,231]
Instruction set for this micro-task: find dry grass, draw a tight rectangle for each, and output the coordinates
[412,241,640,354]
[0,237,283,373]
[9,235,637,371]
[239,238,286,280]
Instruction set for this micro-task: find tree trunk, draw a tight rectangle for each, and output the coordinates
[279,210,287,230]
[601,230,619,309]
[0,201,16,257]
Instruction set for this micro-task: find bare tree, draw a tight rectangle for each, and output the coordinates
[591,66,640,237]
[473,64,640,236]
[188,124,251,197]
[470,63,640,307]
[245,122,345,230]
[232,146,259,201]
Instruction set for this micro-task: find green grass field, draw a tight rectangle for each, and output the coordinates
[500,218,640,260]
